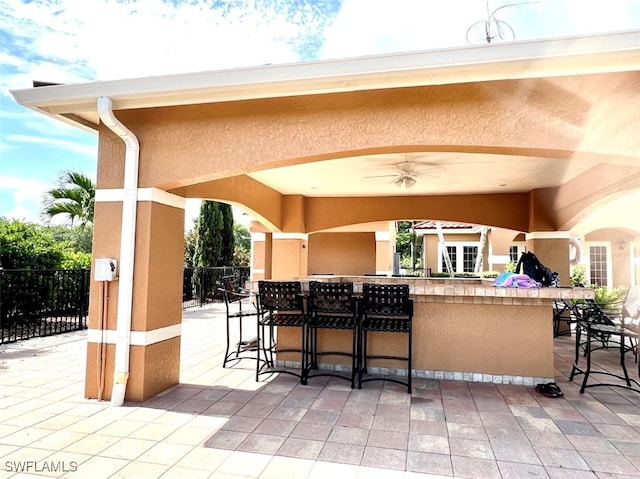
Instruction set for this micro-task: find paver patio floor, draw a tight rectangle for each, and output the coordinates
[1,302,640,478]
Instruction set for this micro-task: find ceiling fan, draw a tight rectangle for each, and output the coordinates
[364,159,440,189]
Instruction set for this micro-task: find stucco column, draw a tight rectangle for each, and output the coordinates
[526,231,571,286]
[375,230,392,275]
[85,188,185,402]
[270,233,309,280]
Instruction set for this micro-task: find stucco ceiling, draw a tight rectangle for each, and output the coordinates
[247,151,599,197]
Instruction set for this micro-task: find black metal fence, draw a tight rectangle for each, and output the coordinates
[0,269,90,344]
[182,266,250,309]
[0,266,250,344]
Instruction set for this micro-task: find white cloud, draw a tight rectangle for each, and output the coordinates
[321,0,640,58]
[6,133,96,157]
[0,175,49,223]
[0,0,338,92]
[321,0,485,58]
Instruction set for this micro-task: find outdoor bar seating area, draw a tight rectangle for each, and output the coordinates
[220,275,596,390]
[220,278,414,393]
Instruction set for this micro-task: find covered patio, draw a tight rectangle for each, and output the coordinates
[10,29,640,404]
[1,302,640,478]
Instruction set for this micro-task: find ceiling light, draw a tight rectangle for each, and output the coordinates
[394,177,404,188]
[405,177,416,188]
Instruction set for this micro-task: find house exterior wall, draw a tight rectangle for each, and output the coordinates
[585,229,637,287]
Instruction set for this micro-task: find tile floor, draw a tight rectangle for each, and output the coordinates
[1,302,640,478]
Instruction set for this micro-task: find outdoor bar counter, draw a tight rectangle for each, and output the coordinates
[261,275,594,385]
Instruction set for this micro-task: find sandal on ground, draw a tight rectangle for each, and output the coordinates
[535,382,564,398]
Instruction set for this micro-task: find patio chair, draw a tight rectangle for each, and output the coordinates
[570,299,640,394]
[218,275,260,368]
[256,280,308,384]
[305,281,359,387]
[358,283,413,393]
[552,299,579,337]
[620,286,640,361]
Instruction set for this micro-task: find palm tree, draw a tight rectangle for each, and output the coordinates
[42,170,95,226]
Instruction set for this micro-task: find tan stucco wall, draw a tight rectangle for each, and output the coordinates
[586,229,636,286]
[308,232,376,275]
[277,300,554,378]
[108,71,640,235]
[271,238,308,280]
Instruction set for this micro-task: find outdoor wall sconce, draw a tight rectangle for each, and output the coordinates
[617,239,626,250]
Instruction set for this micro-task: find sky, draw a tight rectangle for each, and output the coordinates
[1,0,639,230]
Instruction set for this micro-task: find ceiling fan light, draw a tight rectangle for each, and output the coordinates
[405,177,417,188]
[394,177,404,187]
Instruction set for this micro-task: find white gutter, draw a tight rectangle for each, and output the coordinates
[96,96,139,407]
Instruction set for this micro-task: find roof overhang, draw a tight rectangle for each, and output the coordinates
[10,29,640,133]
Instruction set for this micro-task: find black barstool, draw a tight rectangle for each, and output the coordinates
[218,276,260,368]
[305,281,359,387]
[256,280,308,384]
[358,283,413,393]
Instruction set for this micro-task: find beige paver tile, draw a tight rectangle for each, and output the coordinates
[174,446,232,470]
[158,465,213,479]
[30,430,87,451]
[308,460,359,479]
[7,399,51,411]
[186,414,230,430]
[35,414,85,430]
[1,427,53,447]
[115,407,166,423]
[0,424,22,439]
[2,411,56,428]
[99,437,156,460]
[64,415,117,434]
[127,421,181,441]
[137,442,193,466]
[110,460,170,479]
[1,446,55,465]
[152,410,196,426]
[98,419,146,437]
[259,456,315,479]
[63,402,111,418]
[164,425,215,445]
[0,444,19,459]
[73,455,128,479]
[215,450,272,477]
[62,433,119,455]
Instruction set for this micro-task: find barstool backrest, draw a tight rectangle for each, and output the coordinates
[362,283,412,317]
[258,281,303,312]
[308,281,355,314]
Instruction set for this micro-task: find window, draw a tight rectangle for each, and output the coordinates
[441,246,457,273]
[439,243,480,273]
[509,245,519,263]
[588,244,609,287]
[509,242,526,264]
[463,246,478,273]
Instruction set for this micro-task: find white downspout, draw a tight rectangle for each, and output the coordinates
[97,96,139,407]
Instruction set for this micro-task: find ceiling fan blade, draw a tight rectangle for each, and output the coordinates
[363,174,399,179]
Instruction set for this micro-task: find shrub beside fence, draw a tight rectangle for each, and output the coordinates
[0,269,90,344]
